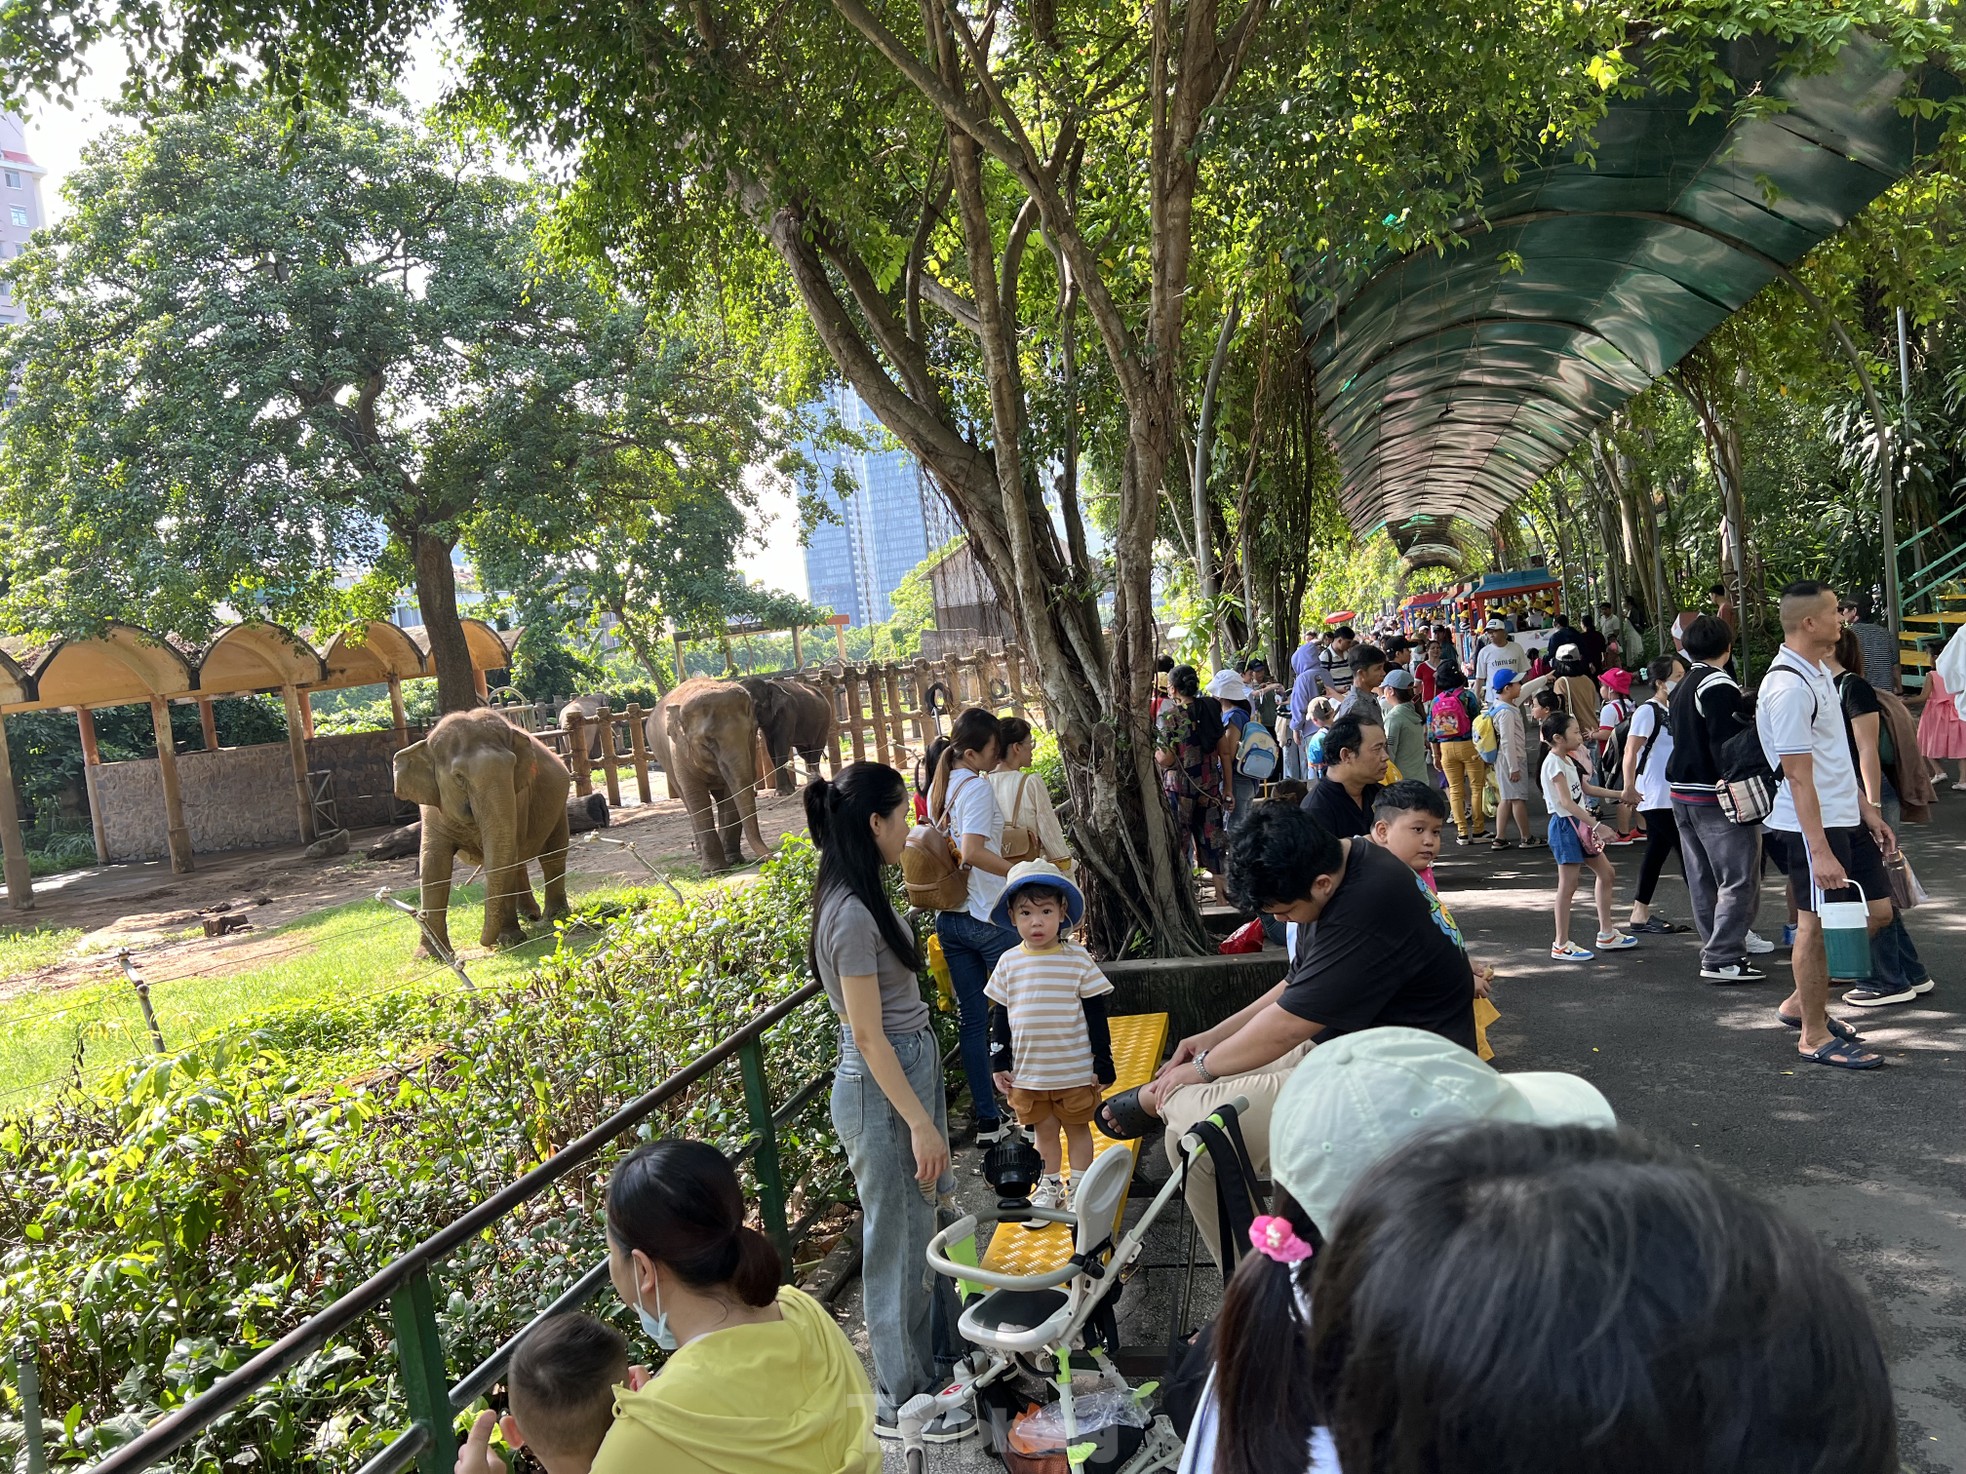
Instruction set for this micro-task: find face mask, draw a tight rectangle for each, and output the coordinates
[633,1267,678,1352]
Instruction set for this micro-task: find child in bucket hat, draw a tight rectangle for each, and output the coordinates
[986,860,1114,1224]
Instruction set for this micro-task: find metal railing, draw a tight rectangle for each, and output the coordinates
[65,979,832,1474]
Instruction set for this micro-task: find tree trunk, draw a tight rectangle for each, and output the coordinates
[411,530,481,714]
[612,604,674,695]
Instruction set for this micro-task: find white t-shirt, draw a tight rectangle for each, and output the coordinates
[1758,647,1860,833]
[1626,701,1674,812]
[945,767,1007,921]
[1596,698,1630,736]
[1541,749,1584,817]
[1177,1369,1340,1474]
[983,942,1113,1089]
[1475,639,1527,689]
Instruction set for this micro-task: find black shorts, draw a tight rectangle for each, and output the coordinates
[1776,825,1889,913]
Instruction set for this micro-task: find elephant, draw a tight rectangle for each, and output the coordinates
[393,709,573,955]
[558,693,610,760]
[646,678,770,871]
[737,676,836,795]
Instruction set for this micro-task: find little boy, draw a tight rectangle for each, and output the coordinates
[457,1313,629,1474]
[1302,696,1338,779]
[1540,713,1637,962]
[986,859,1114,1225]
[1370,781,1493,1002]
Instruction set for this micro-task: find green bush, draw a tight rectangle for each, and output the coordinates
[0,839,882,1472]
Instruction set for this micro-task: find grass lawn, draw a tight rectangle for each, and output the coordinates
[0,870,730,1110]
[0,925,87,977]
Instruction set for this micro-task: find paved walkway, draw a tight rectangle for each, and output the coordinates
[847,797,1966,1472]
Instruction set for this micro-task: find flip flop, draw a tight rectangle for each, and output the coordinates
[1777,1011,1862,1041]
[1631,917,1691,934]
[1798,1036,1882,1070]
[1092,1085,1161,1140]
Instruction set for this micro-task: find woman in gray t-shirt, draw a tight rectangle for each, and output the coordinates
[806,762,969,1441]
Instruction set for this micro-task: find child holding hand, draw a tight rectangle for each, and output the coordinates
[1540,713,1638,962]
[986,860,1114,1225]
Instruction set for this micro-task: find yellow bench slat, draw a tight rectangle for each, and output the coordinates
[976,1011,1170,1279]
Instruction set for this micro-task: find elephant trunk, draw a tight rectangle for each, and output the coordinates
[468,754,531,948]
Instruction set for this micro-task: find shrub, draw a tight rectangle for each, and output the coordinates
[0,839,884,1472]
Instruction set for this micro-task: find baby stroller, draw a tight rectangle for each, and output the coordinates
[902,1097,1251,1473]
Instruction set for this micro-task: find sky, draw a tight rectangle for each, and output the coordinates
[17,43,811,600]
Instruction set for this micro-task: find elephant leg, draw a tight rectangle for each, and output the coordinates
[415,822,457,959]
[515,883,542,921]
[770,736,795,798]
[734,781,768,862]
[535,813,571,921]
[711,786,744,867]
[676,767,729,871]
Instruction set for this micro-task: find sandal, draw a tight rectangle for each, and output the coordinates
[1778,1010,1863,1041]
[1550,942,1595,961]
[1798,1036,1883,1070]
[1491,838,1516,850]
[1631,917,1691,935]
[1092,1085,1161,1140]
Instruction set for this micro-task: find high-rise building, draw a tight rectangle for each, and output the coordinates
[0,115,47,329]
[801,385,957,626]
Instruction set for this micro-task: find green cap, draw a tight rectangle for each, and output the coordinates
[1270,1027,1615,1233]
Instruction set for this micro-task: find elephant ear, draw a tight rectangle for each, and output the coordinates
[393,741,441,808]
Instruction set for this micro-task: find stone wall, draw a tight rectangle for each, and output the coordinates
[93,726,426,863]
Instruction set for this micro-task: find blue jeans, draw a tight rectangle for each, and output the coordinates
[832,1026,962,1420]
[1226,773,1258,836]
[935,909,1019,1128]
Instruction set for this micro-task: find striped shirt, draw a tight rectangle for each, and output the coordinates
[984,942,1114,1089]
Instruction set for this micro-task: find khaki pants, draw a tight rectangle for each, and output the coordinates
[1157,1043,1314,1269]
[1439,740,1488,838]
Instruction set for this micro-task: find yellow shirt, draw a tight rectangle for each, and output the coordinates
[589,1285,879,1474]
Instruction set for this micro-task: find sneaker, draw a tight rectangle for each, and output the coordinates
[1781,922,1798,947]
[1701,962,1767,983]
[1594,931,1638,950]
[875,1405,979,1444]
[1912,978,1936,995]
[1551,942,1595,961]
[1605,831,1639,846]
[975,1119,1012,1149]
[1744,931,1776,955]
[1841,982,1920,1007]
[1456,833,1473,846]
[1025,1174,1067,1230]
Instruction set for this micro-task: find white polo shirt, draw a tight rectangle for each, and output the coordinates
[1757,646,1860,832]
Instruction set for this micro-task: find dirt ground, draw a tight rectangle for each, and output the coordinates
[2,781,816,1000]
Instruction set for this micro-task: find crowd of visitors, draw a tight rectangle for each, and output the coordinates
[456,581,1952,1474]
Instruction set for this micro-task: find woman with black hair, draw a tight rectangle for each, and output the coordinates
[1155,664,1230,901]
[805,763,973,1444]
[925,707,1017,1146]
[596,1139,879,1473]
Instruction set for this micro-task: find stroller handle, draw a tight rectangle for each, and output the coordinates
[926,1210,1086,1291]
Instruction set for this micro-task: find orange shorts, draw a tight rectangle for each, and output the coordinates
[1007,1083,1102,1127]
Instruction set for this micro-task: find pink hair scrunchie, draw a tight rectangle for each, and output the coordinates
[1249,1214,1314,1265]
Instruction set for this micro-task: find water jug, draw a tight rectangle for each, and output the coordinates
[1818,882,1873,982]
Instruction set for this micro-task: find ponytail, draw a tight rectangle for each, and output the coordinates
[926,707,1002,818]
[607,1140,783,1308]
[1213,1190,1320,1474]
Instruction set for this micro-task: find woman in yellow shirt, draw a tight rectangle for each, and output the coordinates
[591,1140,881,1474]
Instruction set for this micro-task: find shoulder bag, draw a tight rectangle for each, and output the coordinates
[998,773,1039,865]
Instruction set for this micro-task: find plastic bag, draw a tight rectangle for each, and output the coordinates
[1009,1389,1151,1454]
[1218,919,1266,954]
[1885,851,1929,910]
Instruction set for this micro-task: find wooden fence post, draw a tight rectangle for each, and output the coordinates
[566,711,593,798]
[843,667,867,763]
[866,664,890,766]
[596,702,623,810]
[910,659,933,750]
[883,664,907,767]
[943,651,964,712]
[626,703,653,805]
[818,672,845,774]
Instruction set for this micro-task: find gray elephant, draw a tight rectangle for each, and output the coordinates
[738,676,836,795]
[647,678,770,870]
[393,709,573,955]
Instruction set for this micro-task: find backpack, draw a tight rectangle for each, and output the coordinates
[903,773,975,911]
[1716,665,1817,826]
[1473,707,1501,764]
[1236,718,1282,780]
[1631,700,1668,776]
[1428,689,1476,742]
[1591,699,1634,791]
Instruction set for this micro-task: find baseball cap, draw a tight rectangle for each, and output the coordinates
[1484,617,1506,631]
[991,858,1086,928]
[1381,667,1415,690]
[1269,1027,1616,1233]
[1204,669,1252,703]
[1555,642,1582,661]
[1489,668,1518,692]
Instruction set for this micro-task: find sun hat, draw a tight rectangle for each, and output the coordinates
[1205,669,1252,703]
[1381,668,1415,690]
[1270,1026,1616,1233]
[1489,668,1519,692]
[1600,666,1634,695]
[1555,642,1583,661]
[991,858,1086,929]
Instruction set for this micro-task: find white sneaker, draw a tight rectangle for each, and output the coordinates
[1025,1174,1068,1230]
[1744,931,1776,955]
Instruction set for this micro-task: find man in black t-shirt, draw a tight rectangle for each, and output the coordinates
[1302,714,1386,837]
[1118,804,1477,1264]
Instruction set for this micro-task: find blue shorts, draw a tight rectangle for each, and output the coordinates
[1547,814,1586,864]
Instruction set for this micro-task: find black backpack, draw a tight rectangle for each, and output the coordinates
[1714,665,1816,826]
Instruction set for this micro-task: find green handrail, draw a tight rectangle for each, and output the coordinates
[72,979,833,1474]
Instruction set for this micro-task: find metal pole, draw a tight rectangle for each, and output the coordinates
[12,1340,48,1474]
[390,1268,458,1474]
[738,1034,793,1275]
[117,949,167,1053]
[378,889,476,991]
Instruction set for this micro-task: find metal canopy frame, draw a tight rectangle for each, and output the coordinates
[1302,31,1957,547]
